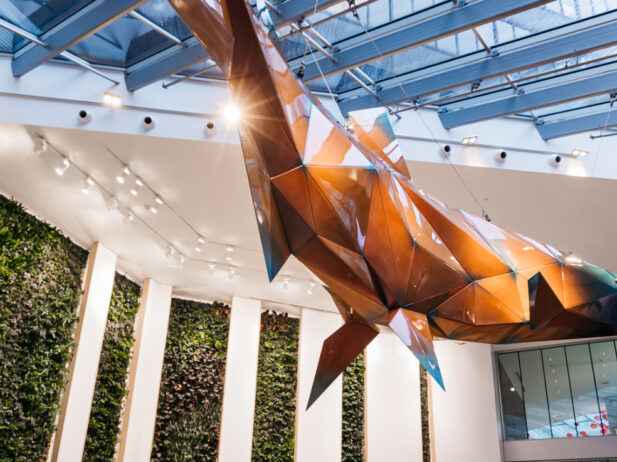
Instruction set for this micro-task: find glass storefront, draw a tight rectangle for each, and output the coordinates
[497,340,617,440]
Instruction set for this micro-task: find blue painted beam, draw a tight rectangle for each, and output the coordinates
[536,110,617,140]
[125,38,209,91]
[12,0,148,77]
[300,0,553,83]
[439,69,617,129]
[273,0,342,27]
[339,17,617,115]
[124,0,338,91]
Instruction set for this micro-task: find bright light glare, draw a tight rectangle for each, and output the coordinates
[102,92,122,108]
[223,103,241,123]
[461,136,478,145]
[571,149,588,158]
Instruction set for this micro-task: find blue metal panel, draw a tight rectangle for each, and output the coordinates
[536,110,617,140]
[439,69,617,128]
[273,0,342,27]
[339,18,617,115]
[300,0,553,83]
[12,0,148,77]
[125,38,208,91]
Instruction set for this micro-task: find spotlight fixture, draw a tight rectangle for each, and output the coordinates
[208,262,216,270]
[226,245,235,252]
[81,177,95,195]
[440,144,451,158]
[125,211,135,223]
[197,236,206,245]
[549,155,562,168]
[33,138,48,154]
[565,254,583,266]
[102,91,122,108]
[495,151,507,162]
[225,255,233,262]
[195,245,203,252]
[461,136,478,145]
[142,116,155,130]
[130,178,143,196]
[223,103,241,124]
[154,196,163,205]
[307,281,316,295]
[116,166,130,184]
[228,267,235,279]
[204,121,217,136]
[571,149,588,158]
[78,110,91,124]
[55,158,70,176]
[283,277,289,289]
[105,195,119,211]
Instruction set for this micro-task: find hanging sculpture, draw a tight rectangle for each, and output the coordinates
[169,0,617,408]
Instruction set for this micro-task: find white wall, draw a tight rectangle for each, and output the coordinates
[432,341,503,462]
[117,278,172,462]
[49,243,117,462]
[218,296,262,462]
[295,309,343,462]
[365,330,422,462]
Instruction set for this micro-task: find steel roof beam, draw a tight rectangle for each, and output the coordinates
[124,0,341,91]
[12,0,148,78]
[338,14,617,115]
[536,110,617,140]
[439,68,617,128]
[299,0,553,84]
[125,37,211,91]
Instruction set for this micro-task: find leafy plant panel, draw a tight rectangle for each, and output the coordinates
[0,195,87,461]
[151,299,230,461]
[252,310,299,461]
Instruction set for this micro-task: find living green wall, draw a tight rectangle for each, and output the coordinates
[252,310,299,461]
[83,274,141,461]
[420,364,431,462]
[151,299,230,461]
[342,353,365,461]
[0,195,87,461]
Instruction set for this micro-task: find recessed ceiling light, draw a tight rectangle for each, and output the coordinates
[102,91,122,108]
[461,136,478,145]
[571,149,588,157]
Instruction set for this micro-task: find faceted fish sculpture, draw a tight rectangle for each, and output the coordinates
[169,0,617,408]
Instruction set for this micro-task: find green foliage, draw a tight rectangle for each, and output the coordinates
[420,364,431,462]
[0,195,87,461]
[83,274,141,461]
[252,311,299,461]
[152,299,230,461]
[342,353,365,461]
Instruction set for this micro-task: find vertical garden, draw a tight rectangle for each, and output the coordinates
[0,195,87,461]
[151,299,231,461]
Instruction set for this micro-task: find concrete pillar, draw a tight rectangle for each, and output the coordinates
[294,309,343,462]
[218,296,262,462]
[49,243,117,462]
[117,278,172,462]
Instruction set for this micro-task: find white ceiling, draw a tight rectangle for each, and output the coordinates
[1,121,617,315]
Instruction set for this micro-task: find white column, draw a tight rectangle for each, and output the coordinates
[432,341,502,462]
[365,330,422,462]
[117,278,172,462]
[295,309,343,462]
[217,296,262,462]
[49,243,117,462]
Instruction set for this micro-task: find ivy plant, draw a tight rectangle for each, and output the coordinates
[0,195,87,461]
[83,274,141,461]
[151,299,230,461]
[420,364,431,462]
[342,353,365,461]
[252,310,299,461]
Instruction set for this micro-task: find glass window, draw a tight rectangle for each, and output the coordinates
[497,352,527,440]
[590,341,617,435]
[565,344,602,437]
[497,338,617,441]
[520,349,551,439]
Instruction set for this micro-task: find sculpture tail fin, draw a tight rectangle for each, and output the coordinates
[307,315,379,410]
[389,308,445,390]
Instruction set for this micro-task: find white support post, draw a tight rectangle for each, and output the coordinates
[217,296,262,462]
[294,309,343,462]
[49,242,117,462]
[117,278,172,462]
[365,330,422,462]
